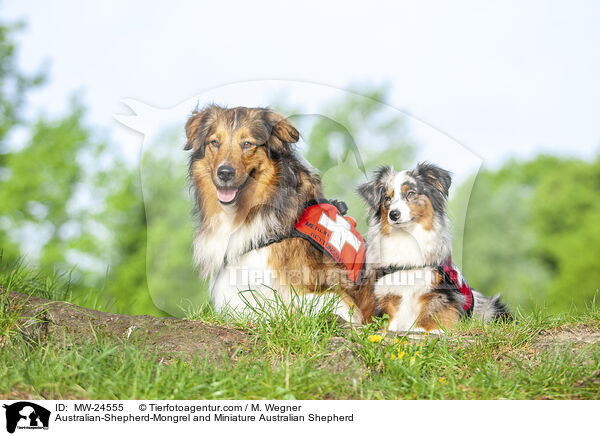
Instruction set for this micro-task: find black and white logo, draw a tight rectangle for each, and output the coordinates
[2,402,50,434]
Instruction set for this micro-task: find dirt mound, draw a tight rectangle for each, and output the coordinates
[7,292,251,363]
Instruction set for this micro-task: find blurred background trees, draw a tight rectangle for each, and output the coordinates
[459,156,600,313]
[0,20,43,262]
[1,20,598,316]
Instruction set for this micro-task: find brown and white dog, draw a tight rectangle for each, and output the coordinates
[358,163,511,332]
[185,105,374,321]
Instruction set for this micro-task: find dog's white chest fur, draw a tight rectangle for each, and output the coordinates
[194,211,274,274]
[210,247,276,312]
[368,219,450,332]
[366,220,449,268]
[374,267,436,332]
[193,216,231,276]
[194,211,278,311]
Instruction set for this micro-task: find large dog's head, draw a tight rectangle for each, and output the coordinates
[185,105,300,211]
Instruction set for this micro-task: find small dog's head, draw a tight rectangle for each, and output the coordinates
[358,162,451,231]
[185,105,299,207]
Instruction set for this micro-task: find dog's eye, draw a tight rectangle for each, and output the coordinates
[241,141,253,149]
[384,195,391,203]
[407,190,416,199]
[209,140,220,148]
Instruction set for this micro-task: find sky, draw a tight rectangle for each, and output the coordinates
[4,0,600,181]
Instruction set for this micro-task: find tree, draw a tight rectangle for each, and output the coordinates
[0,19,158,314]
[0,20,44,260]
[529,156,600,311]
[93,131,199,317]
[458,155,600,313]
[458,169,551,311]
[0,102,98,268]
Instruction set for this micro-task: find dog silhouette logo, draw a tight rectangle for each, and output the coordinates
[2,402,50,433]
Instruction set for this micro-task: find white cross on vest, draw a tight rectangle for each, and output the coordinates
[318,212,361,253]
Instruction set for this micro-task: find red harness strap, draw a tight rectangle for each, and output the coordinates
[294,203,366,283]
[440,257,474,316]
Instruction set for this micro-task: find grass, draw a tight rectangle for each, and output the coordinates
[1,261,599,400]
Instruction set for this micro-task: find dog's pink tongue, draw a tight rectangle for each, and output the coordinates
[217,188,237,203]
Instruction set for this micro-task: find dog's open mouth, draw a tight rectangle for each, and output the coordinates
[216,175,252,205]
[216,188,238,204]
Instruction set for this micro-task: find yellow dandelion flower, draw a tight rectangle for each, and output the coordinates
[390,354,396,360]
[410,356,416,364]
[368,334,383,343]
[394,337,399,344]
[415,350,420,356]
[438,377,447,384]
[397,351,406,359]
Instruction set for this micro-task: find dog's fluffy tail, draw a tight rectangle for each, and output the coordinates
[471,291,513,322]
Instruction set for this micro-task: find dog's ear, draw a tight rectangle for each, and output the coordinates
[413,162,452,197]
[184,106,218,157]
[357,166,393,215]
[265,111,300,143]
[263,110,299,155]
[184,111,203,152]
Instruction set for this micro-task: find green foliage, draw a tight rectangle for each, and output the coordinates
[458,171,552,310]
[0,20,44,260]
[0,19,163,315]
[139,132,206,315]
[530,157,600,311]
[0,101,100,270]
[94,164,156,314]
[0,20,44,147]
[458,155,600,313]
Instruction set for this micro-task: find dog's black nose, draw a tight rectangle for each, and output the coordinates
[217,165,235,182]
[389,209,401,222]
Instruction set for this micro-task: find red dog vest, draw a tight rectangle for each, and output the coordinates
[294,203,366,283]
[441,257,474,315]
